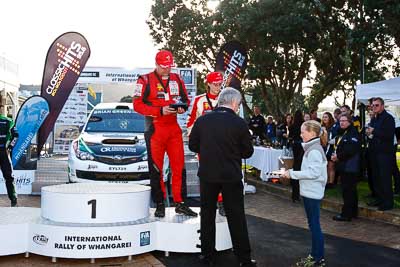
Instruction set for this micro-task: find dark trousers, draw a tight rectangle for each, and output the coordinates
[392,145,400,192]
[339,172,358,218]
[200,180,251,264]
[371,152,394,209]
[0,149,17,201]
[366,148,376,197]
[291,142,303,200]
[303,197,324,261]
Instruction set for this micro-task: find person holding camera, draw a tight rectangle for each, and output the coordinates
[331,113,361,221]
[133,50,197,218]
[0,104,18,207]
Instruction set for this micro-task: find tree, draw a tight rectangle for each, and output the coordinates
[242,0,319,117]
[308,1,399,110]
[364,0,400,48]
[147,0,400,117]
[148,0,319,117]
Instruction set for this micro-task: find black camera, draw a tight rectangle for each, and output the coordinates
[169,103,188,111]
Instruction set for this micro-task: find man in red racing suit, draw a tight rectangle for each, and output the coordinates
[187,72,226,216]
[133,50,197,218]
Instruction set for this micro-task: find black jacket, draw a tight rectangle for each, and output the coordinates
[369,110,395,154]
[335,125,361,174]
[189,106,254,183]
[248,114,266,139]
[288,122,303,144]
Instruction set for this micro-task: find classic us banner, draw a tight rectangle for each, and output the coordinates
[38,32,91,154]
[12,96,50,168]
[215,40,248,90]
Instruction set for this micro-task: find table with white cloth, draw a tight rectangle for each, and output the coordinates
[244,146,283,181]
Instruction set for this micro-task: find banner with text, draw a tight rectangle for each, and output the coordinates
[215,40,248,90]
[12,96,49,168]
[0,170,35,195]
[38,32,91,155]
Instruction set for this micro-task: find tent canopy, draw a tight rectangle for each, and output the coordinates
[356,77,400,106]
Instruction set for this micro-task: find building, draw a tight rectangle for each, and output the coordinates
[0,55,19,118]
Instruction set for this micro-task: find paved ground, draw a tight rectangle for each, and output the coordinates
[1,156,400,266]
[245,191,400,251]
[1,189,400,266]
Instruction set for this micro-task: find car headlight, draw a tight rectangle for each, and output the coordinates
[73,139,95,161]
[140,151,148,161]
[137,139,146,146]
[79,152,94,161]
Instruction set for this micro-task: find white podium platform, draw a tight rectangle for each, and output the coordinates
[0,183,232,259]
[41,183,151,223]
[0,208,40,255]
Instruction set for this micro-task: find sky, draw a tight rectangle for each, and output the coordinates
[0,0,159,85]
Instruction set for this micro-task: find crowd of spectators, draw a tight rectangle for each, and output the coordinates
[248,98,400,217]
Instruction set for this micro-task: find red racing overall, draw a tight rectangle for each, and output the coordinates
[133,71,189,204]
[187,92,218,135]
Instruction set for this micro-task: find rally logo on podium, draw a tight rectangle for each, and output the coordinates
[140,231,150,246]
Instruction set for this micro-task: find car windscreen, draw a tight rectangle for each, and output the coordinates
[85,109,145,133]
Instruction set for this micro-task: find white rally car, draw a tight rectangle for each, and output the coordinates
[68,102,149,184]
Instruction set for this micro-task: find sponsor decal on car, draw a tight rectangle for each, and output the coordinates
[100,147,137,153]
[109,167,127,171]
[138,165,148,171]
[88,164,98,170]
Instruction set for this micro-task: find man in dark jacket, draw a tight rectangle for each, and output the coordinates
[248,105,266,140]
[366,97,395,211]
[189,88,256,267]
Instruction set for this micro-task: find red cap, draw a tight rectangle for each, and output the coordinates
[206,72,223,84]
[156,50,175,68]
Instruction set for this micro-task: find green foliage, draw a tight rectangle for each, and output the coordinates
[147,0,400,118]
[325,156,400,209]
[307,1,399,109]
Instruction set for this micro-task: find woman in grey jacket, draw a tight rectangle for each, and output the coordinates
[282,120,328,267]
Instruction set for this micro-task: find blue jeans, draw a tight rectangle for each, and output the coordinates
[302,196,324,261]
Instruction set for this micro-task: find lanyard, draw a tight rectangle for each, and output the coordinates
[334,129,348,151]
[154,71,170,93]
[205,94,215,110]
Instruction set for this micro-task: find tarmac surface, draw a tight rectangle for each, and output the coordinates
[1,190,400,266]
[1,157,400,266]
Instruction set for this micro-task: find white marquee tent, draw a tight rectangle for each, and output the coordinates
[356,77,400,106]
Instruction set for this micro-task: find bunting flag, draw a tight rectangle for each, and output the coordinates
[37,32,91,154]
[12,96,50,168]
[215,40,248,90]
[88,85,96,99]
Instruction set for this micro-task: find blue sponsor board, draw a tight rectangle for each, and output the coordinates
[12,96,50,168]
[140,231,150,246]
[179,68,194,85]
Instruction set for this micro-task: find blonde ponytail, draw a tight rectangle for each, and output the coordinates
[320,127,328,147]
[302,120,327,145]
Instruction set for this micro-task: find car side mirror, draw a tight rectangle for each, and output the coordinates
[79,125,84,133]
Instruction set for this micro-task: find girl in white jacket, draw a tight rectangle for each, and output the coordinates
[282,120,327,267]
